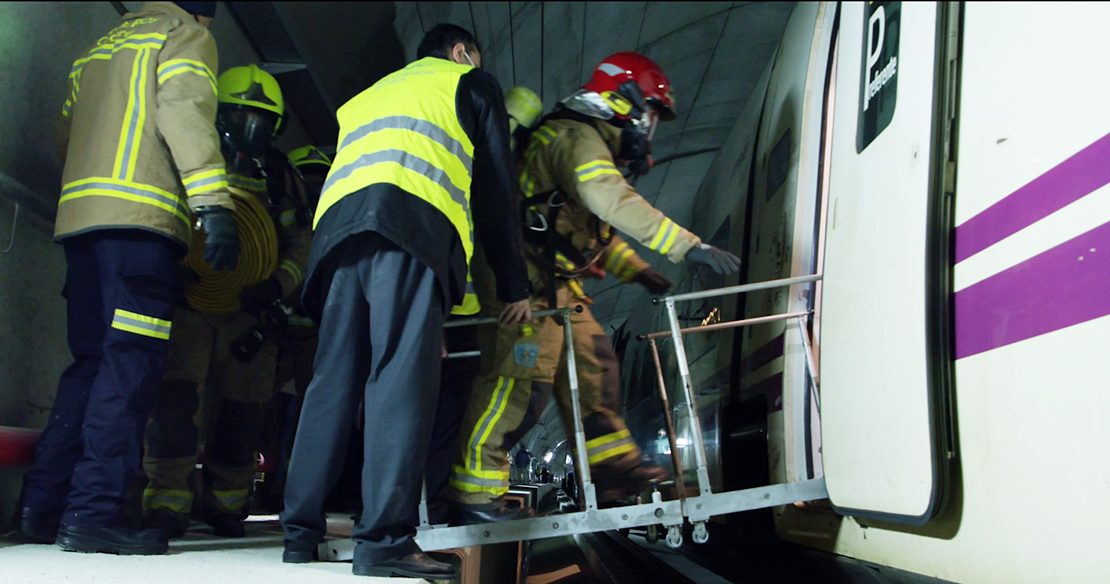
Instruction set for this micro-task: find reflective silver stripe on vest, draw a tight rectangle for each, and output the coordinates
[337,115,472,174]
[323,149,472,241]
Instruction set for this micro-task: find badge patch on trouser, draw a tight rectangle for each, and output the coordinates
[514,343,540,368]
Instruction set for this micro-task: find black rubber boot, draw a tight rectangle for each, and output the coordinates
[353,552,457,580]
[142,511,189,539]
[200,510,245,538]
[19,507,60,544]
[56,525,169,555]
[594,463,669,504]
[449,497,537,525]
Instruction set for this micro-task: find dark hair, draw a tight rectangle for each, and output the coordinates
[417,23,480,61]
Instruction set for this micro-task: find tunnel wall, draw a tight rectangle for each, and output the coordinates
[0,1,309,527]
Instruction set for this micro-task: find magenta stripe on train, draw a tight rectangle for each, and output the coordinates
[954,221,1108,359]
[954,132,1110,264]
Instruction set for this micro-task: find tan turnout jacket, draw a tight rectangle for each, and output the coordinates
[55,2,235,247]
[517,117,701,291]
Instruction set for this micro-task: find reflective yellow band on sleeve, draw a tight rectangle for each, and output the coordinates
[157,58,217,94]
[575,160,622,182]
[278,260,304,286]
[532,126,557,145]
[649,218,677,253]
[182,168,229,197]
[280,209,297,227]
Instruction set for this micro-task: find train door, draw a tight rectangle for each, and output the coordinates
[819,2,957,523]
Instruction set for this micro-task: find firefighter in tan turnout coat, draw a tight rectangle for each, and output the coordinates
[448,52,742,524]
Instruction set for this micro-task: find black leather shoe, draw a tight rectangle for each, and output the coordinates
[19,507,60,544]
[143,511,189,539]
[449,498,537,526]
[201,511,245,538]
[353,552,457,580]
[56,525,169,555]
[283,540,318,563]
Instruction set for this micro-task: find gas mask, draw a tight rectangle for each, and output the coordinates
[217,105,280,162]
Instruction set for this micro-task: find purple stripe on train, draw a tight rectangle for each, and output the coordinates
[954,221,1109,359]
[954,132,1110,264]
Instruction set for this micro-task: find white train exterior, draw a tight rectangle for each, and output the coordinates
[616,3,1110,582]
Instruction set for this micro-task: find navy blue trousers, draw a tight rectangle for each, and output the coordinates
[21,230,179,527]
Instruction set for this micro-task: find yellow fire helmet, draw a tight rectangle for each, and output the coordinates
[505,86,543,134]
[287,145,333,169]
[217,64,285,135]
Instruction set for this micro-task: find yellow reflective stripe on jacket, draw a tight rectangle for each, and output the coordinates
[60,178,190,228]
[280,209,297,227]
[450,274,480,315]
[278,259,304,286]
[111,308,172,340]
[142,488,192,514]
[114,48,154,181]
[604,241,637,280]
[70,33,168,74]
[450,464,510,494]
[288,315,315,327]
[465,376,515,471]
[519,168,537,197]
[157,58,217,94]
[318,57,476,265]
[229,173,266,192]
[532,125,557,145]
[649,217,680,254]
[181,168,228,197]
[575,159,622,182]
[586,429,636,464]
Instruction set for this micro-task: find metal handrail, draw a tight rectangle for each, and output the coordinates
[651,274,822,304]
[651,274,822,516]
[638,310,812,340]
[444,305,583,328]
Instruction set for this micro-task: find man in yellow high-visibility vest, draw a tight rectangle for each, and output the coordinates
[280,24,531,580]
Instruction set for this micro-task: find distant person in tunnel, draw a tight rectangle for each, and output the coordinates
[447,52,741,524]
[280,23,532,580]
[17,1,240,555]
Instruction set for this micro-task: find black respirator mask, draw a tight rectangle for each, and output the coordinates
[612,81,659,175]
[217,105,280,162]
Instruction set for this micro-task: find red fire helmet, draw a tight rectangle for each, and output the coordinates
[583,52,676,121]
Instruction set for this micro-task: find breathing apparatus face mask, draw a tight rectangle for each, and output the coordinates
[217,106,279,160]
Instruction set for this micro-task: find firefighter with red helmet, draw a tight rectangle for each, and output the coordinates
[447,52,741,524]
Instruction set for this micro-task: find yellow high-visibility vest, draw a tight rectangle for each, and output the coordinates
[317,57,479,314]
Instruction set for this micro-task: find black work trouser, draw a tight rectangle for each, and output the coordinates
[21,230,178,527]
[281,231,445,565]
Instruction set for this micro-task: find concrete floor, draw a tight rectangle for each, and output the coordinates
[0,517,429,584]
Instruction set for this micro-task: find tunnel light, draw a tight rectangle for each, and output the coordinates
[544,451,554,463]
[565,454,573,465]
[676,438,690,447]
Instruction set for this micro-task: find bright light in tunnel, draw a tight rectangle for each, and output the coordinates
[676,438,690,447]
[566,454,573,465]
[544,451,554,463]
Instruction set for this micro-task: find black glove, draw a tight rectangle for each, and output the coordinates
[196,206,240,271]
[684,244,742,275]
[632,269,674,294]
[239,278,283,316]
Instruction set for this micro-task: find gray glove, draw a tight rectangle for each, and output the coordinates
[196,207,240,271]
[684,244,741,275]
